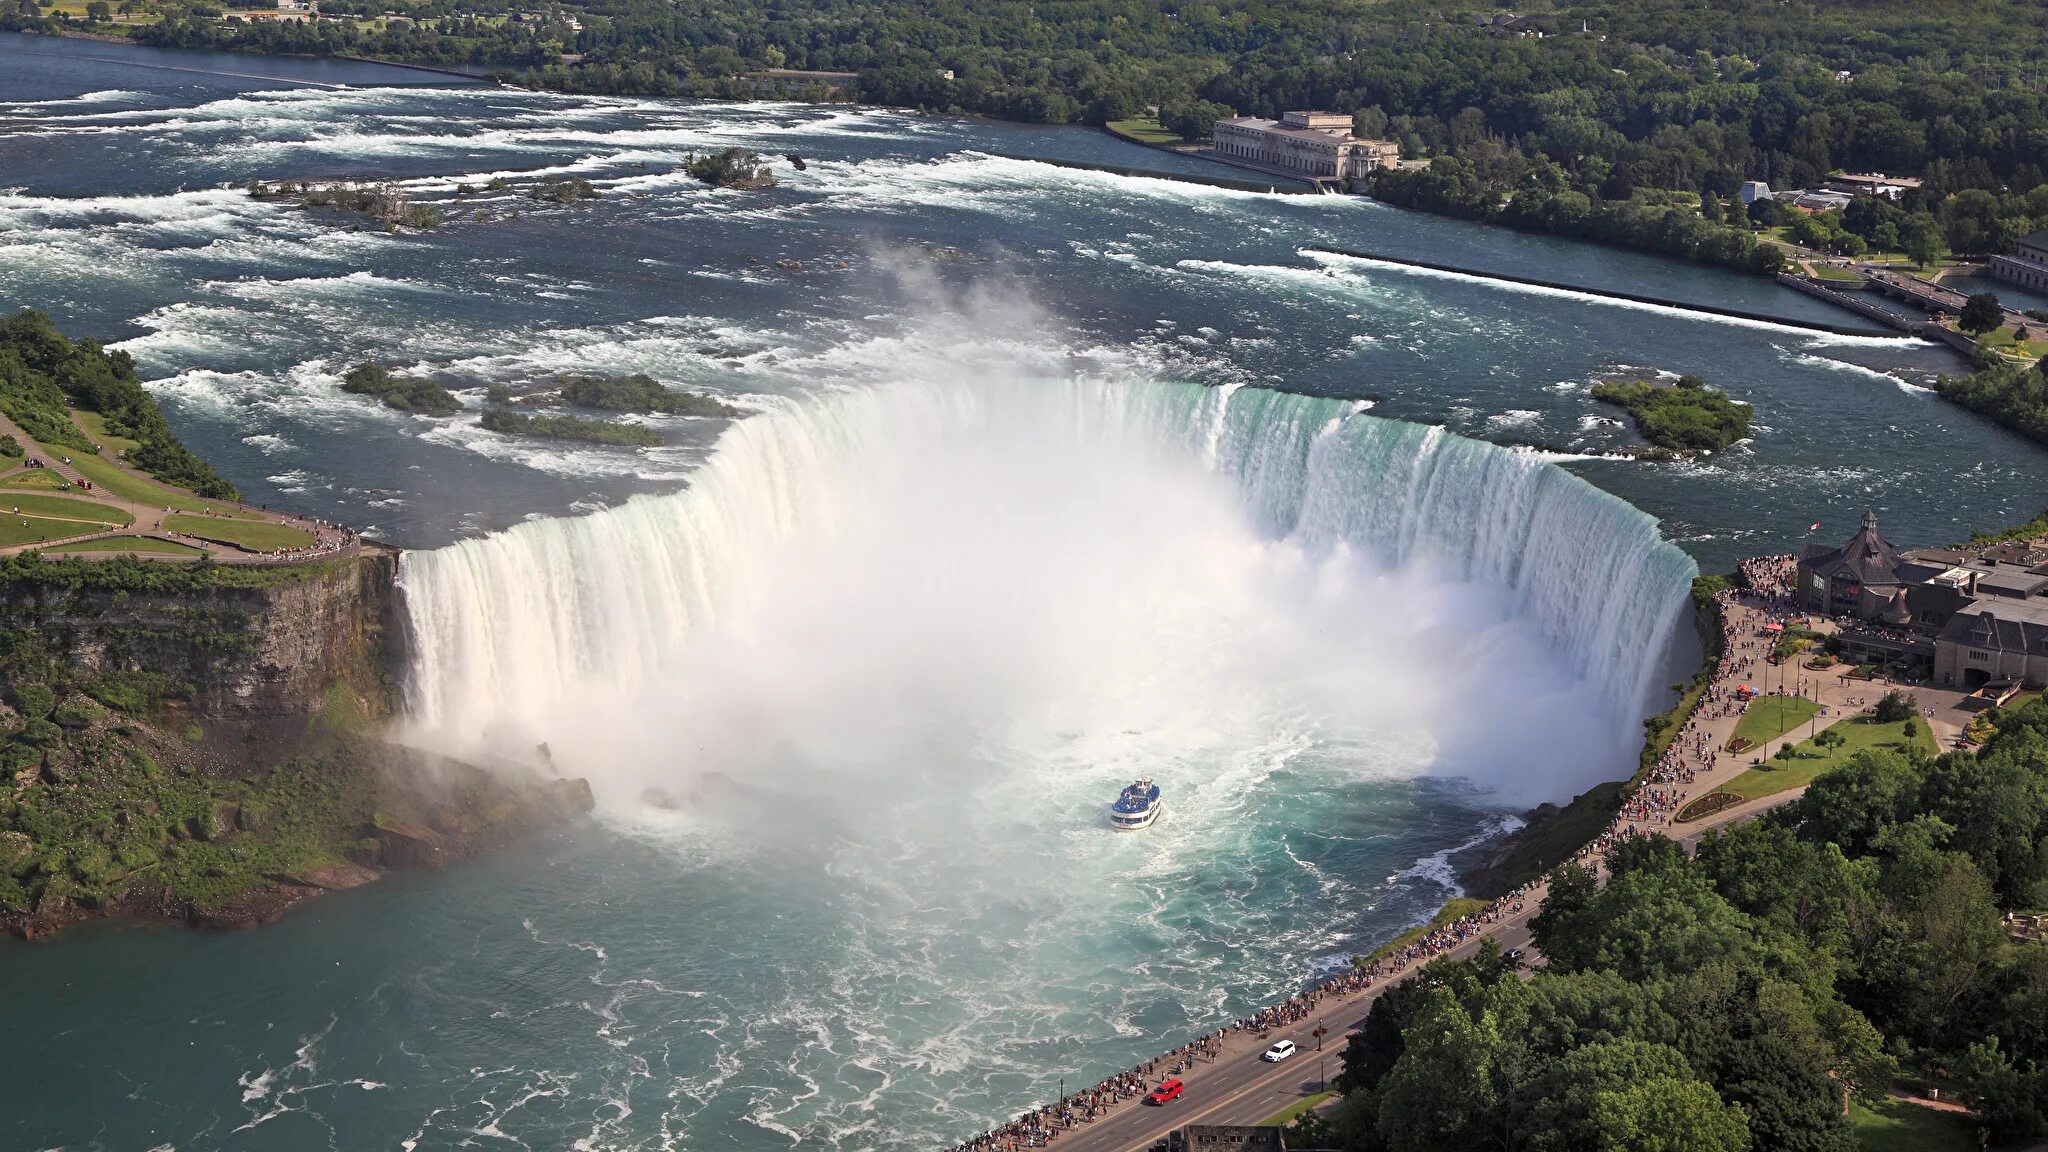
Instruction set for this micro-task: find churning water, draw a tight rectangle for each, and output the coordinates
[3,32,2047,1152]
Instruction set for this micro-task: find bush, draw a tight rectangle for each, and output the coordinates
[480,407,662,446]
[339,361,461,417]
[11,683,54,719]
[684,148,775,190]
[1874,690,1916,723]
[1591,374,1753,452]
[558,373,740,417]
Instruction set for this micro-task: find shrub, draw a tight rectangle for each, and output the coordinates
[11,683,54,718]
[1874,690,1916,723]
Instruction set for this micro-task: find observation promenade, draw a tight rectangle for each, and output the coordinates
[0,409,356,564]
[955,561,1937,1152]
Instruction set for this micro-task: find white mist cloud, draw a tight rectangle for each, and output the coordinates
[398,282,1638,829]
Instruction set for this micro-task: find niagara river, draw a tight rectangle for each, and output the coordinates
[4,32,2048,1152]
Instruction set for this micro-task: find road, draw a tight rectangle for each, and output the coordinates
[1048,917,1539,1152]
[991,579,1931,1152]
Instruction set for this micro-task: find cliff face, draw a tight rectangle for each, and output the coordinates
[0,548,592,939]
[0,547,399,721]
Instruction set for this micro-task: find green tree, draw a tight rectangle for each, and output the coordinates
[1590,1077,1752,1152]
[1961,293,2004,335]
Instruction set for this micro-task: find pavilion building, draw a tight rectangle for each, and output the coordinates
[1795,511,2048,688]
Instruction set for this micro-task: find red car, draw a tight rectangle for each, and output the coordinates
[1146,1079,1185,1105]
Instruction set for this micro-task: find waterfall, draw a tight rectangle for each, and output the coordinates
[397,378,1697,761]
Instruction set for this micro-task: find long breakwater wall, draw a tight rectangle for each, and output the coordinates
[1300,245,1903,338]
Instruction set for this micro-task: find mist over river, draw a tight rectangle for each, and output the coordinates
[4,32,2048,1152]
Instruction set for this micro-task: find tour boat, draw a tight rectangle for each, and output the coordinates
[1109,779,1164,831]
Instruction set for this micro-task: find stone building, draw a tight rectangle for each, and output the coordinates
[1990,229,2048,295]
[1210,112,1400,186]
[1795,512,2048,687]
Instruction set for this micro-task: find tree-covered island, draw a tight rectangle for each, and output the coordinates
[1591,372,1752,455]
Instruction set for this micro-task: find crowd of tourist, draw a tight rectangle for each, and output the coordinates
[942,885,1534,1152]
[947,552,1899,1152]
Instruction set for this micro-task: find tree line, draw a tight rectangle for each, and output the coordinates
[1296,693,2048,1151]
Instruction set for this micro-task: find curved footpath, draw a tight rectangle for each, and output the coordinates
[0,409,356,563]
[958,563,1952,1152]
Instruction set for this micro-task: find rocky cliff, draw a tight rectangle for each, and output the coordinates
[0,546,399,721]
[0,549,592,938]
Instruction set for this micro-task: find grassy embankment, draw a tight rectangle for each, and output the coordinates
[1720,715,1941,801]
[45,536,208,557]
[162,513,315,552]
[1358,896,1490,966]
[1459,573,1732,897]
[1259,1091,1337,1127]
[1105,116,1191,148]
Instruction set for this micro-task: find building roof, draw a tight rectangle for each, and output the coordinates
[2016,229,2048,256]
[1802,510,1905,588]
[1938,597,2048,655]
[1219,117,1353,145]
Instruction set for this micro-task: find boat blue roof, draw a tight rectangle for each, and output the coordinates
[1112,782,1161,813]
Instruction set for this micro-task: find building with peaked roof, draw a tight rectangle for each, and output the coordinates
[1990,229,2048,295]
[1797,510,1907,617]
[1796,512,2048,687]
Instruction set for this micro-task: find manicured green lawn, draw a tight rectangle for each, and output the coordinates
[0,515,103,547]
[163,514,315,552]
[46,535,207,557]
[1259,1091,1336,1127]
[1811,264,1866,282]
[0,492,132,526]
[41,444,258,519]
[1976,325,2048,359]
[1106,116,1190,148]
[1848,1097,1977,1152]
[1723,715,1941,801]
[0,468,77,490]
[1733,694,1823,747]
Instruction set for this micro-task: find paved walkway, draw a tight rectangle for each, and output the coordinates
[959,561,1915,1152]
[0,408,357,563]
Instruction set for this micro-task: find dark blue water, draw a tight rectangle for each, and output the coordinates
[4,33,2047,1152]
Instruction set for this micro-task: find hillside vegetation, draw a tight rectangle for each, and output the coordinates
[0,310,236,499]
[1303,694,2048,1151]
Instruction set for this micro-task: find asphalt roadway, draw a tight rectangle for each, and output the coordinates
[1045,914,1540,1152]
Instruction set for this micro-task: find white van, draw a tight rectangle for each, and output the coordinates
[1261,1040,1297,1062]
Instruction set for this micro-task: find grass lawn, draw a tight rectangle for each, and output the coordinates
[163,514,315,552]
[1848,1097,1977,1152]
[45,535,208,557]
[1976,325,2048,359]
[1723,715,1942,801]
[1733,695,1823,747]
[0,516,106,548]
[0,493,132,526]
[1811,264,1866,282]
[74,410,142,458]
[1259,1091,1336,1127]
[1106,116,1191,148]
[41,444,258,519]
[0,468,78,490]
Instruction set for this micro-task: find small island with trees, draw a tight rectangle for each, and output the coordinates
[686,148,778,190]
[1591,372,1754,456]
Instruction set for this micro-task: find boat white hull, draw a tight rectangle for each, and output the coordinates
[1110,803,1164,831]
